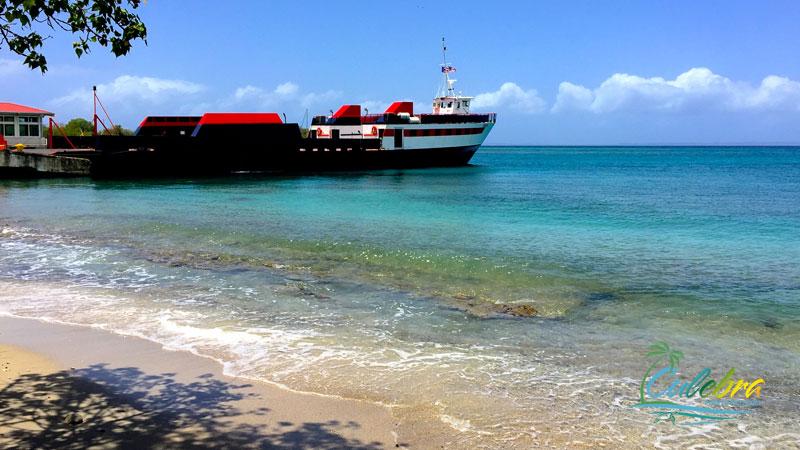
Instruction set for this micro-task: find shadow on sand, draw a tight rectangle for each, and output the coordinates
[0,363,385,449]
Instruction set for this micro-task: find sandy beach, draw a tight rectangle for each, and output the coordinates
[0,316,451,449]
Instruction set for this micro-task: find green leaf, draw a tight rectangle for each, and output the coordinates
[1,0,147,73]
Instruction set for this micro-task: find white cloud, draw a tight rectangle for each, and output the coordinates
[552,68,800,113]
[44,75,206,127]
[359,100,390,115]
[550,82,593,113]
[227,82,341,112]
[274,81,299,96]
[0,58,25,77]
[300,89,341,108]
[472,82,547,114]
[234,82,299,103]
[233,85,264,101]
[104,75,206,102]
[52,75,206,108]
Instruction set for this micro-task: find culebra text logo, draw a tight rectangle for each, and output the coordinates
[628,341,764,426]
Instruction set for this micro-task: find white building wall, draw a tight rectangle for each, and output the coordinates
[0,113,48,148]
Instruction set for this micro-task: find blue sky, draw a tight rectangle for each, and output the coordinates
[2,1,800,145]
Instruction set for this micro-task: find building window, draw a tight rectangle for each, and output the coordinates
[18,116,40,137]
[1,116,14,136]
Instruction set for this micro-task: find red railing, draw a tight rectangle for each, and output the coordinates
[48,118,76,150]
[95,116,114,136]
[93,86,119,136]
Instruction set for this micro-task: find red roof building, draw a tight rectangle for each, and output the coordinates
[0,102,54,115]
[1,102,54,149]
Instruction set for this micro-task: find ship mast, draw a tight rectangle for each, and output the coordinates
[441,37,456,97]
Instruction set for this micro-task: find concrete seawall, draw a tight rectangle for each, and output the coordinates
[0,151,91,177]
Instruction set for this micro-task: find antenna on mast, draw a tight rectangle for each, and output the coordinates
[441,38,456,97]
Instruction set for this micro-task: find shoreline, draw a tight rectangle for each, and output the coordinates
[0,315,453,449]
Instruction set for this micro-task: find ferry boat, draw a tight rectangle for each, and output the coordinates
[303,38,495,167]
[50,39,496,176]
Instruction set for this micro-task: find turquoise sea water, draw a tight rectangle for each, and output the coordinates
[1,147,799,447]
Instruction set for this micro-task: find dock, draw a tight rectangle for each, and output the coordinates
[0,150,91,177]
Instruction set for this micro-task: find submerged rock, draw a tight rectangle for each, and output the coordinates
[436,292,539,318]
[498,304,538,317]
[761,317,782,329]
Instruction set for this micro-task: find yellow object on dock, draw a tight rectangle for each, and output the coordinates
[13,144,25,152]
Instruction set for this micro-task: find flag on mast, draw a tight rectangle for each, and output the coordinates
[442,66,456,73]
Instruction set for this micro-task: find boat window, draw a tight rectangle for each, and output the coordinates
[448,102,453,108]
[464,101,469,106]
[457,102,460,108]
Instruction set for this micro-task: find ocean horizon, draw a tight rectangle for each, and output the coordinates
[1,145,798,447]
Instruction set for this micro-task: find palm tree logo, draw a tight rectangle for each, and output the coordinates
[630,342,750,426]
[654,411,676,425]
[639,341,684,404]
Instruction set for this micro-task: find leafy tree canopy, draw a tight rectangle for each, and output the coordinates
[55,118,133,136]
[101,124,133,136]
[61,117,92,135]
[0,0,147,73]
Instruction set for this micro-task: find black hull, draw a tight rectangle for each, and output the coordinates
[272,145,479,172]
[50,122,485,177]
[54,145,480,178]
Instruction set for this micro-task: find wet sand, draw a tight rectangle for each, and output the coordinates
[0,316,454,449]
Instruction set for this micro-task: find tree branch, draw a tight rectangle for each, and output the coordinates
[0,0,147,73]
